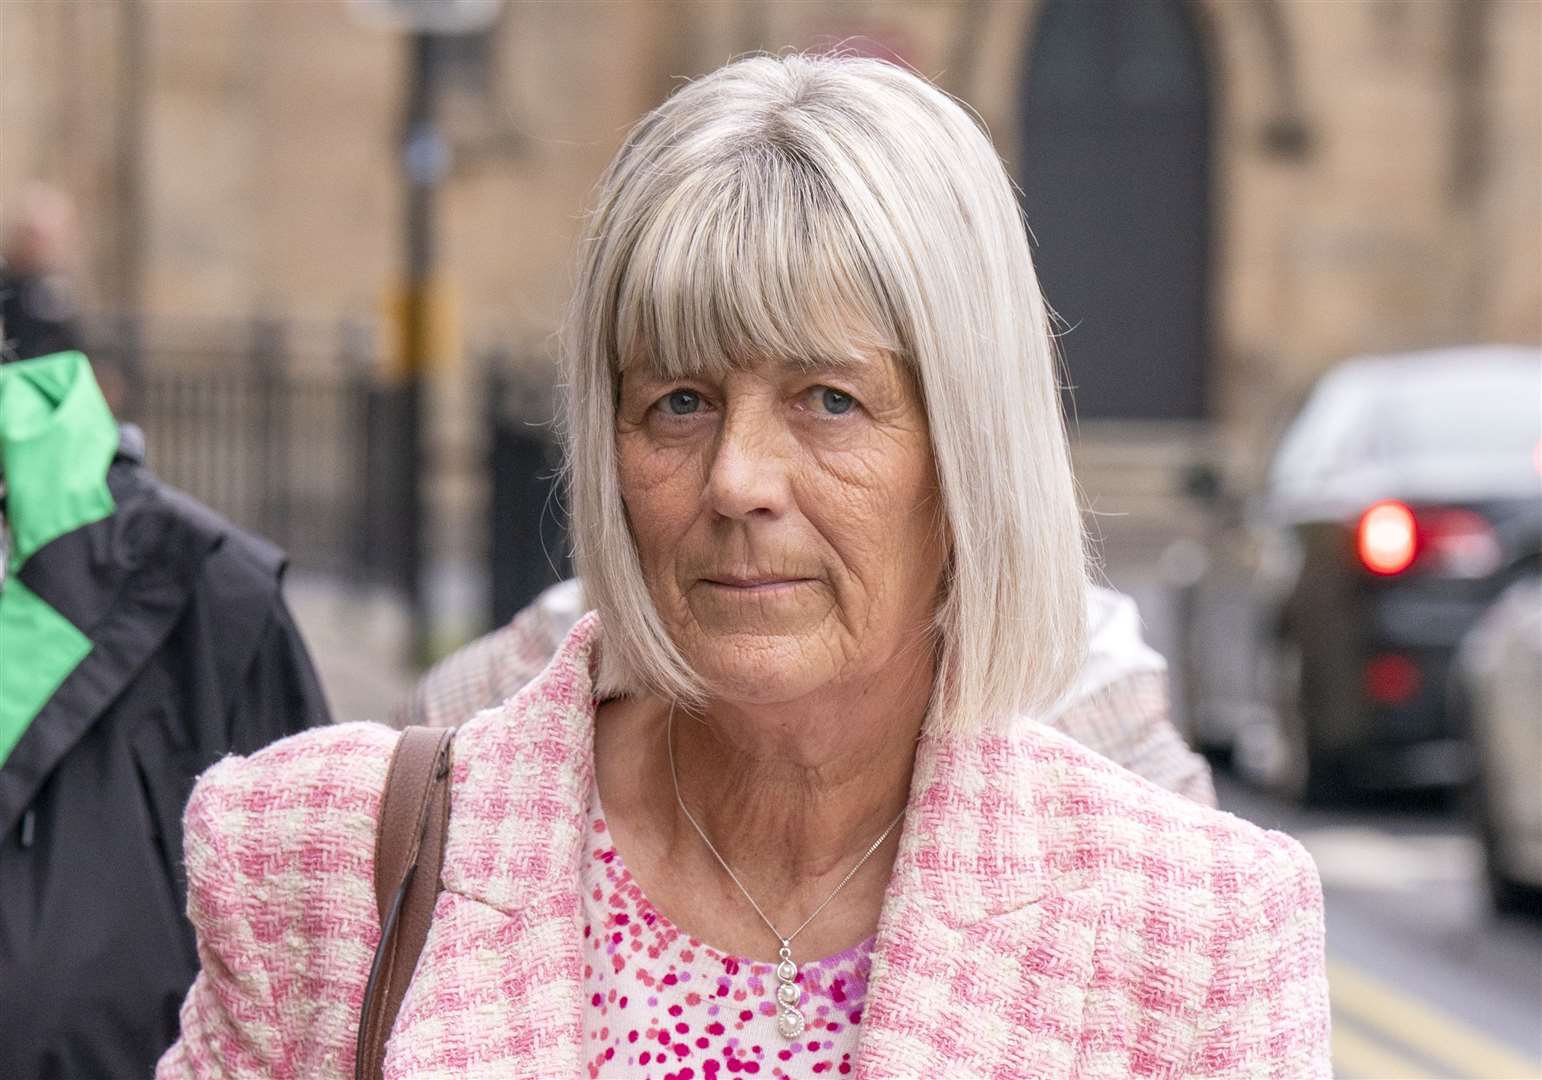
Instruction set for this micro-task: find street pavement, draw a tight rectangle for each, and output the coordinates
[284,570,416,727]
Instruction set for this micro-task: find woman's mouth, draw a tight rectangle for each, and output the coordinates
[700,574,815,592]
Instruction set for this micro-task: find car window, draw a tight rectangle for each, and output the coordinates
[1270,359,1542,495]
[1268,372,1371,494]
[1370,369,1541,463]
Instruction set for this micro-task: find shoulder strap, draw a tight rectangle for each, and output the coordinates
[356,726,454,1080]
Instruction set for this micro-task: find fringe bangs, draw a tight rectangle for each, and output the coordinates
[612,147,905,379]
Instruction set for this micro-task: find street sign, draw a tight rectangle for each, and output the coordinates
[379,278,462,381]
[402,124,451,186]
[346,0,503,35]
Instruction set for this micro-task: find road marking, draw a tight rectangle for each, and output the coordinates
[1329,960,1542,1078]
[1332,1019,1436,1079]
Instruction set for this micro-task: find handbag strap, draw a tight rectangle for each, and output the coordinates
[355,726,454,1080]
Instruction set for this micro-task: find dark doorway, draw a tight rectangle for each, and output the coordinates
[1017,0,1212,421]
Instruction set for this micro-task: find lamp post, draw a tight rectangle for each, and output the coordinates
[348,0,502,667]
[398,31,444,666]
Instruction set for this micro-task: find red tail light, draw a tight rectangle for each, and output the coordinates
[1423,509,1502,578]
[1356,501,1501,577]
[1365,653,1422,704]
[1358,501,1417,574]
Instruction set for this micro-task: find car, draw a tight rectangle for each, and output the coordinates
[1183,345,1542,803]
[1453,576,1542,915]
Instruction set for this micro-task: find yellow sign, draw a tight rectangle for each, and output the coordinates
[380,278,462,382]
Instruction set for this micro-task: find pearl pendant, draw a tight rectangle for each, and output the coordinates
[776,1007,806,1040]
[774,941,805,1040]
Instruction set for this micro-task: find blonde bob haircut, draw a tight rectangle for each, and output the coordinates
[563,52,1087,736]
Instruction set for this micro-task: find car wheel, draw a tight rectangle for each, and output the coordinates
[1475,783,1541,917]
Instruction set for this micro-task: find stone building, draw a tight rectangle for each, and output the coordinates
[2,0,1537,618]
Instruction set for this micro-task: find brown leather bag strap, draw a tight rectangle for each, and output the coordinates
[355,726,454,1080]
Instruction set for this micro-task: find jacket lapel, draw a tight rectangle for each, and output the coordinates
[854,728,1104,1078]
[387,889,591,1078]
[0,454,217,836]
[390,614,605,1078]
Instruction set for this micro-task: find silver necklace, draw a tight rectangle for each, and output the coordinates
[665,707,906,1040]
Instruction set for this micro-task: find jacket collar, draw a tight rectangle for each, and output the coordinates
[441,614,1072,918]
[435,614,1098,1077]
[0,437,228,830]
[420,613,604,1078]
[0,351,118,567]
[438,611,602,914]
[888,728,1057,925]
[0,353,128,774]
[854,723,1103,1075]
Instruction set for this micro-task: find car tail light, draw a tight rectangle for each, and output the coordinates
[1358,501,1417,574]
[1422,508,1502,578]
[1365,653,1422,705]
[1356,501,1501,578]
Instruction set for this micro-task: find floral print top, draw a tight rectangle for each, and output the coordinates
[581,786,872,1079]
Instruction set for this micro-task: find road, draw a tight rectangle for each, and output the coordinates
[1215,772,1541,1079]
[1108,570,1542,1079]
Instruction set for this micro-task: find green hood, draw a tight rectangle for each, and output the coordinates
[0,352,119,765]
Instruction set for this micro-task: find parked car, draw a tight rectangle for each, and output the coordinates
[1184,345,1542,802]
[1453,576,1542,915]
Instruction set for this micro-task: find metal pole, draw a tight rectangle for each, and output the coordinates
[400,31,442,667]
[114,0,148,415]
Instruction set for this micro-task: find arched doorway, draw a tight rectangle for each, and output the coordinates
[1018,0,1212,421]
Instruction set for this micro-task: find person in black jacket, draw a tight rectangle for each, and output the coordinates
[0,351,331,1078]
[0,184,84,364]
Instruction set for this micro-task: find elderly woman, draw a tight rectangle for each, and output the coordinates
[161,55,1328,1078]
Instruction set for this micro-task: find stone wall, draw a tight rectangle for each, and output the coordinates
[5,0,1533,392]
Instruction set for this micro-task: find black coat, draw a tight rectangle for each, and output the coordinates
[0,262,83,363]
[0,431,330,1078]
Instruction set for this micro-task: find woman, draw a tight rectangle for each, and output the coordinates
[161,54,1328,1078]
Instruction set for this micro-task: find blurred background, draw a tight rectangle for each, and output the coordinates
[2,1,1538,1076]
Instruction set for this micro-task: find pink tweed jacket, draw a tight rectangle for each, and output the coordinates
[159,615,1330,1079]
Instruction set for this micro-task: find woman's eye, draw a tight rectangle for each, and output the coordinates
[813,387,856,416]
[659,390,702,416]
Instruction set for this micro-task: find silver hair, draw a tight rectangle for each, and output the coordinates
[562,52,1087,735]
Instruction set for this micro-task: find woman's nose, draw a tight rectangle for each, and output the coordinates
[702,407,790,521]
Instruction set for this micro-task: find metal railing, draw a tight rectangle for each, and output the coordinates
[482,347,570,627]
[85,315,397,585]
[81,317,570,626]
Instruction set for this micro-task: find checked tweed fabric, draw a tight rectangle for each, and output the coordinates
[160,615,1329,1079]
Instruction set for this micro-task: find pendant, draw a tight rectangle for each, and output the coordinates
[774,941,805,1039]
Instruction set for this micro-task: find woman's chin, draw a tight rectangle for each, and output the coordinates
[683,635,844,709]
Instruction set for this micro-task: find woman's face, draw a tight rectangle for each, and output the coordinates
[615,350,946,706]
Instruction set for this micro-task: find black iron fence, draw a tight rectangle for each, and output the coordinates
[483,348,571,628]
[86,315,402,586]
[82,316,569,627]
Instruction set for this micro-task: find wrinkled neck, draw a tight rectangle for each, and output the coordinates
[661,671,926,889]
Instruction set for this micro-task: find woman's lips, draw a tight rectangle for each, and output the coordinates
[700,575,815,591]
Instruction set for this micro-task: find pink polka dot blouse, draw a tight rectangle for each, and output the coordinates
[582,785,871,1079]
